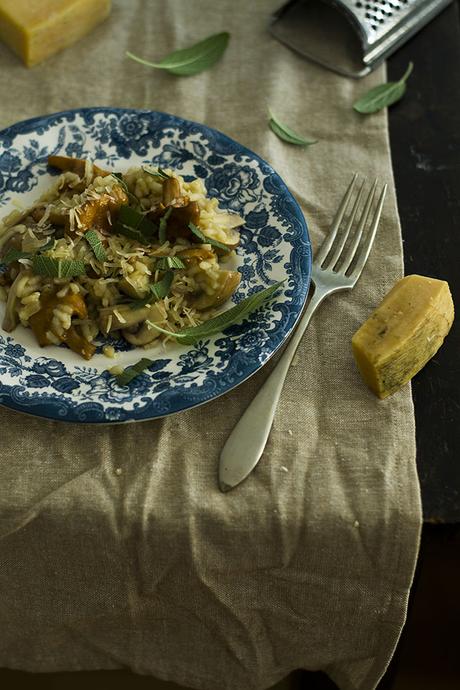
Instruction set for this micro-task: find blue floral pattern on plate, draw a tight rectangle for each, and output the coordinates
[0,108,311,423]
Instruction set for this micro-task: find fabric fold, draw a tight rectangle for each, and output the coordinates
[0,2,421,689]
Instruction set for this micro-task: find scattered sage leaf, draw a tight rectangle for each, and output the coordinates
[188,222,230,253]
[0,238,54,267]
[115,357,154,386]
[128,270,174,309]
[150,269,174,300]
[32,256,86,279]
[268,110,317,147]
[113,205,157,244]
[353,62,414,114]
[127,32,230,76]
[85,230,107,262]
[156,256,185,270]
[146,280,284,345]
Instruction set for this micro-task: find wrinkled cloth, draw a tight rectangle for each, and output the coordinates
[0,2,421,689]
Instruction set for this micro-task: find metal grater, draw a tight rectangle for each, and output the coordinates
[270,0,453,77]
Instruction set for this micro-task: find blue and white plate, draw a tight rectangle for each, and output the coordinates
[0,108,311,423]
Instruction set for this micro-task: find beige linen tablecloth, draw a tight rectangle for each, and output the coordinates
[0,2,421,689]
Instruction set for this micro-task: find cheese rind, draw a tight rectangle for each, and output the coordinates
[352,274,454,399]
[0,0,111,67]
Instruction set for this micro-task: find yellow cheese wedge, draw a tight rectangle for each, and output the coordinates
[0,0,111,67]
[352,274,454,399]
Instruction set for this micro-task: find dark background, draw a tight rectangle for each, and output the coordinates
[388,0,460,525]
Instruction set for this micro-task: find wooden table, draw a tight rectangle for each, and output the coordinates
[388,0,460,524]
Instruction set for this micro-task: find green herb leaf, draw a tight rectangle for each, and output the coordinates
[268,110,317,146]
[353,62,414,114]
[128,270,174,309]
[188,222,230,253]
[32,255,86,279]
[0,238,54,267]
[1,248,31,266]
[115,357,154,386]
[85,230,107,262]
[147,280,284,345]
[113,205,157,244]
[151,269,174,300]
[142,166,171,180]
[127,32,230,76]
[159,207,173,244]
[156,256,185,270]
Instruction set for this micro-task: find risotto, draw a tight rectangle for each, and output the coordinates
[0,156,243,360]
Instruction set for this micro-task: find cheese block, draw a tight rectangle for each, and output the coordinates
[352,274,454,399]
[0,0,111,67]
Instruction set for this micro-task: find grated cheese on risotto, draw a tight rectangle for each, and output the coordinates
[0,156,243,360]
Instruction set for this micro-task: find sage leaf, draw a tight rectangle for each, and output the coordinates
[268,110,317,147]
[146,280,284,345]
[128,270,174,309]
[115,358,154,386]
[127,32,230,77]
[353,62,414,114]
[32,256,86,279]
[113,205,157,244]
[150,269,174,300]
[189,222,230,253]
[156,256,185,270]
[0,238,54,267]
[85,230,107,262]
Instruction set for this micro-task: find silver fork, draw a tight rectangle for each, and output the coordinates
[218,174,387,492]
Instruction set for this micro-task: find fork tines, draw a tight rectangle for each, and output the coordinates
[317,175,387,282]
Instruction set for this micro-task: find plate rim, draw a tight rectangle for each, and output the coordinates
[0,106,312,424]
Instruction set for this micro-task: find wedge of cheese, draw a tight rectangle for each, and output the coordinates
[352,274,454,399]
[0,0,111,67]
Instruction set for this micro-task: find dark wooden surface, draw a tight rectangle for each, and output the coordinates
[387,1,460,524]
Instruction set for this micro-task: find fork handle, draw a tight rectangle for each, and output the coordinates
[218,286,327,491]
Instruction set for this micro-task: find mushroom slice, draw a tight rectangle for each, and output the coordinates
[99,303,152,333]
[2,270,28,331]
[101,301,166,344]
[202,212,244,251]
[177,247,215,264]
[122,303,166,346]
[162,177,181,206]
[168,201,200,240]
[216,212,245,229]
[29,293,88,346]
[31,206,67,226]
[118,276,149,300]
[0,227,24,256]
[61,326,96,360]
[148,199,199,241]
[212,226,240,251]
[192,270,241,310]
[48,155,109,179]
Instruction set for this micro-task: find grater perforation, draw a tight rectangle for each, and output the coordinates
[349,0,422,41]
